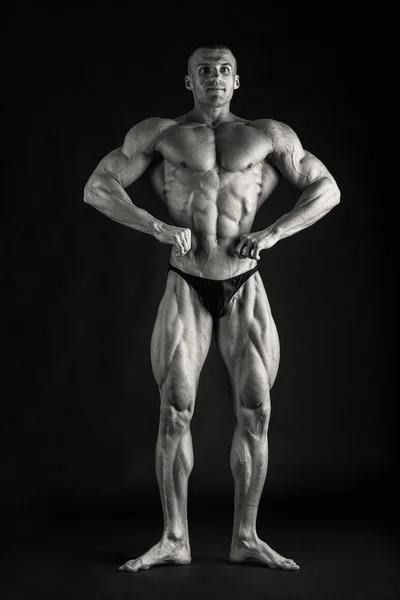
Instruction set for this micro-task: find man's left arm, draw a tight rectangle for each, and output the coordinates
[235,119,341,260]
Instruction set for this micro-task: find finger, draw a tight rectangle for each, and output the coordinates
[249,243,259,259]
[185,229,192,251]
[174,236,185,256]
[235,236,247,251]
[182,230,191,254]
[235,237,248,258]
[180,243,189,256]
[177,229,191,255]
[174,246,183,258]
[240,240,252,258]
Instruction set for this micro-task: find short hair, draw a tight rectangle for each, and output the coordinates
[187,42,237,74]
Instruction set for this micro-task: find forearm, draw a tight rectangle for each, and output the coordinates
[269,177,340,242]
[83,174,165,237]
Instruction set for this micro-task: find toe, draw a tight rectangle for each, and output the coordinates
[284,559,299,570]
[119,561,137,572]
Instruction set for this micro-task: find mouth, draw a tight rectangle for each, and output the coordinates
[206,87,225,91]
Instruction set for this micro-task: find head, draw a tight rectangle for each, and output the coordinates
[185,43,240,107]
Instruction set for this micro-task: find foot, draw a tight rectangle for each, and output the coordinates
[118,538,191,573]
[230,536,299,570]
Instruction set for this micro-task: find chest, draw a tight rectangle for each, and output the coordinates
[157,122,270,172]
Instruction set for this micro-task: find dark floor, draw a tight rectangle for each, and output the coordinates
[0,497,397,600]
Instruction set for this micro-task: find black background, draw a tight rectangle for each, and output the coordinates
[4,6,396,600]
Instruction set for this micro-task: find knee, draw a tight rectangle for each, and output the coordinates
[237,393,271,437]
[239,405,270,438]
[160,404,193,437]
[238,372,271,413]
[161,377,195,413]
[159,378,194,436]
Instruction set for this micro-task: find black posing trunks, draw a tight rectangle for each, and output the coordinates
[168,264,259,320]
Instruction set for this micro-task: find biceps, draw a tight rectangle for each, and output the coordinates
[275,149,331,190]
[95,147,152,188]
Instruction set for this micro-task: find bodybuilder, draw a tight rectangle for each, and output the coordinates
[83,43,340,572]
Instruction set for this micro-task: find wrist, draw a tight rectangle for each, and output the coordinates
[262,226,280,249]
[152,219,166,237]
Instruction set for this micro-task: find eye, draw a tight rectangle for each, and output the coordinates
[221,67,231,74]
[199,67,209,75]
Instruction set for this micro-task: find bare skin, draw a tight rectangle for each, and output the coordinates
[84,47,340,572]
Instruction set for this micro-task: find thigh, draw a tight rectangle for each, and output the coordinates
[215,272,280,400]
[151,270,213,398]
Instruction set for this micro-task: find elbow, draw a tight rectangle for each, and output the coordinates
[83,182,91,204]
[320,177,341,210]
[83,177,101,207]
[331,183,341,208]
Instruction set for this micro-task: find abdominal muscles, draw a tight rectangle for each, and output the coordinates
[164,162,263,278]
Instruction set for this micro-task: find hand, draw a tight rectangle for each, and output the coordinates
[234,228,277,260]
[154,223,192,257]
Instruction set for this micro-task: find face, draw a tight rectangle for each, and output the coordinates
[185,48,240,107]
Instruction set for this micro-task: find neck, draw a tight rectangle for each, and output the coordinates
[189,102,232,127]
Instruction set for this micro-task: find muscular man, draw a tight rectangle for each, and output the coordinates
[83,43,340,572]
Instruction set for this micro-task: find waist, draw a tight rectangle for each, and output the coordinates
[169,247,258,280]
[168,262,259,282]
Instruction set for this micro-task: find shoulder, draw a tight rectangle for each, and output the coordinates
[251,118,299,148]
[123,117,178,153]
[126,117,177,136]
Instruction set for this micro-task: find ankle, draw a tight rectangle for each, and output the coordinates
[163,530,188,545]
[232,529,258,545]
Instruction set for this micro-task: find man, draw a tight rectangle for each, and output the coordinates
[83,43,340,572]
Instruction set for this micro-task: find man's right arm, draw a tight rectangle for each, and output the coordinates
[83,117,191,256]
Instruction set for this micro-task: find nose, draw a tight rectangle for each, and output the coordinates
[209,67,220,80]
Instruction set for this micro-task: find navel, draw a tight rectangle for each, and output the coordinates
[180,161,187,169]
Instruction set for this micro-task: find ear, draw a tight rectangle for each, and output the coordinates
[185,75,193,90]
[234,75,240,89]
